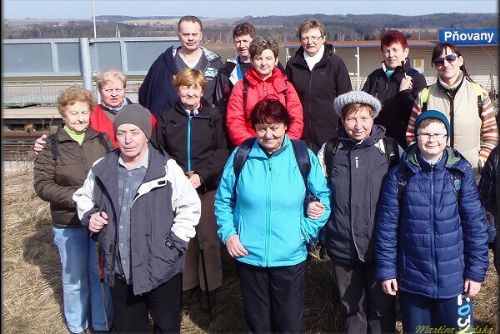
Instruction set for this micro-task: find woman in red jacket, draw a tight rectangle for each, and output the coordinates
[226,36,303,146]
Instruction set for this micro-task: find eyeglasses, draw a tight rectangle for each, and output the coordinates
[433,54,458,66]
[300,35,322,43]
[416,133,448,140]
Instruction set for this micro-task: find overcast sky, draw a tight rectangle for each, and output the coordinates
[3,0,498,20]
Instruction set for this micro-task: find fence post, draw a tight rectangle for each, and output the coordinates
[79,38,92,90]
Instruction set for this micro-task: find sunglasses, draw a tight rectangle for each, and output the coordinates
[434,54,458,66]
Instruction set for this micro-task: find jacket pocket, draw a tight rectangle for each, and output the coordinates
[237,213,245,242]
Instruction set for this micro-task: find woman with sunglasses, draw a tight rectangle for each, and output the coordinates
[406,42,498,175]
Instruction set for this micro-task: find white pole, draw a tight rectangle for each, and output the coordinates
[356,46,360,90]
[92,0,97,39]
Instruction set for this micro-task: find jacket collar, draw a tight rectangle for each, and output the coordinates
[173,99,211,118]
[244,67,288,93]
[55,125,103,143]
[91,143,173,210]
[337,124,387,148]
[403,143,468,174]
[247,135,292,159]
[290,43,334,68]
[171,46,221,63]
[93,143,170,183]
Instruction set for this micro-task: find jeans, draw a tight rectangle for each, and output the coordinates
[52,226,113,333]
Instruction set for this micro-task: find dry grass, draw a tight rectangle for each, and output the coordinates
[2,170,498,333]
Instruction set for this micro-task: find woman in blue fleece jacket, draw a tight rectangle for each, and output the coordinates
[375,110,489,333]
[215,98,330,333]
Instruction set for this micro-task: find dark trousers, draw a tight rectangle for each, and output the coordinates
[110,273,182,333]
[237,261,306,334]
[400,291,474,334]
[333,262,396,334]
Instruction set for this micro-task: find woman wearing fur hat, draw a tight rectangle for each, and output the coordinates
[311,90,401,333]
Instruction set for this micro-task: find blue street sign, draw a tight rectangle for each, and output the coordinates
[439,28,498,45]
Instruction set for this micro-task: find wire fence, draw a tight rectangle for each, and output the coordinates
[2,79,142,106]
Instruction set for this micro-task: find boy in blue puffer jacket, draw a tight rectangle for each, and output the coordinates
[375,110,489,333]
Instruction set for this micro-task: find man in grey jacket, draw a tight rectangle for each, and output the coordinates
[73,104,201,333]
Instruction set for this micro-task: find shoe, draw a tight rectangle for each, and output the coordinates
[71,329,92,334]
[182,286,200,303]
[200,288,217,311]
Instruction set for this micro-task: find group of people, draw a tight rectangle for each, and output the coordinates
[31,14,498,334]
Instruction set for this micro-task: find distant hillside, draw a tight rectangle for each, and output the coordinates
[3,13,497,41]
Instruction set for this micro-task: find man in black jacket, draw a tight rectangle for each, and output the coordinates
[362,30,427,148]
[286,18,352,153]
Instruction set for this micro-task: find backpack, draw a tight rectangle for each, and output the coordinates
[50,132,112,160]
[397,163,497,244]
[233,137,314,214]
[420,82,483,148]
[494,150,500,246]
[323,136,400,179]
[395,166,462,203]
[420,82,483,117]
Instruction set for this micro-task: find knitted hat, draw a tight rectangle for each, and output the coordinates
[414,110,450,135]
[333,90,382,118]
[113,104,152,139]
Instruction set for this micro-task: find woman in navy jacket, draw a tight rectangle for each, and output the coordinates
[375,111,489,333]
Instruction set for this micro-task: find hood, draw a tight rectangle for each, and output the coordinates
[401,143,470,175]
[244,67,289,96]
[170,46,221,63]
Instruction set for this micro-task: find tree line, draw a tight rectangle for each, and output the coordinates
[3,13,496,42]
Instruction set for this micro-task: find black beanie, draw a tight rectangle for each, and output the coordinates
[113,104,152,139]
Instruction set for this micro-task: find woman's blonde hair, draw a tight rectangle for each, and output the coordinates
[96,68,127,90]
[172,68,206,91]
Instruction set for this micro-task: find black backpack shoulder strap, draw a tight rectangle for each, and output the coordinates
[290,139,311,190]
[420,84,434,113]
[449,169,463,198]
[242,78,249,113]
[233,137,255,182]
[283,86,288,107]
[396,166,412,204]
[324,137,341,179]
[50,136,59,161]
[382,137,400,169]
[97,133,113,153]
[208,107,220,150]
[495,150,500,222]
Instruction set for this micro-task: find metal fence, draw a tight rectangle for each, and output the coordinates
[2,79,142,106]
[3,37,179,106]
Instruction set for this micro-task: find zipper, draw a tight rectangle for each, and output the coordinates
[430,167,437,297]
[265,159,272,266]
[187,114,192,171]
[308,71,313,140]
[449,95,455,147]
[349,146,360,258]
